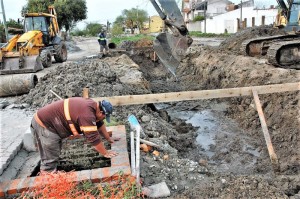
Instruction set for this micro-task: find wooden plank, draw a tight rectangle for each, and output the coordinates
[252,89,279,172]
[92,82,300,106]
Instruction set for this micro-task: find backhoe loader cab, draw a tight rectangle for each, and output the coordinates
[0,6,67,75]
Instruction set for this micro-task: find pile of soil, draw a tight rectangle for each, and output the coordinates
[17,26,300,198]
[218,25,287,54]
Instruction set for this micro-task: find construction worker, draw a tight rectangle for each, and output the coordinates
[30,97,119,172]
[98,30,109,56]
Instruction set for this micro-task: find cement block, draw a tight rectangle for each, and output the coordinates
[22,128,37,152]
[142,181,171,198]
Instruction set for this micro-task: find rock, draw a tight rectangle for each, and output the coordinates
[141,115,151,122]
[142,182,171,198]
[23,128,38,152]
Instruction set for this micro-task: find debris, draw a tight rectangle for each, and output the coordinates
[153,150,160,156]
[142,181,171,198]
[140,144,149,152]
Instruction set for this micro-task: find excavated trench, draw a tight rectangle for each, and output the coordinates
[3,28,299,197]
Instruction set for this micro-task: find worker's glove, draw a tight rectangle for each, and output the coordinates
[104,151,118,158]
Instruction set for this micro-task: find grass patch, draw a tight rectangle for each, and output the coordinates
[189,31,231,38]
[110,34,155,45]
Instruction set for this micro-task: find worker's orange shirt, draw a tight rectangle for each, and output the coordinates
[37,97,102,145]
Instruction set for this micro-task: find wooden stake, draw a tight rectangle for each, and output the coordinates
[252,89,279,172]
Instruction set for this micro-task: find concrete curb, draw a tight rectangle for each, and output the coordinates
[0,139,23,176]
[0,125,131,198]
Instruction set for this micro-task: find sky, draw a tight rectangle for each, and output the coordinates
[2,0,278,29]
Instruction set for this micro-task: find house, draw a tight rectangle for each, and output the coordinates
[182,0,278,33]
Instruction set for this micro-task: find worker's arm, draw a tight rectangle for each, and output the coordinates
[98,123,113,143]
[94,142,118,158]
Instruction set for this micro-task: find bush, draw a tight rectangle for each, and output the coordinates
[193,16,205,22]
[111,23,123,37]
[71,28,88,36]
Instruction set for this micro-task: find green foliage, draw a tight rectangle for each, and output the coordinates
[116,8,148,33]
[0,24,5,42]
[189,31,231,38]
[7,19,23,29]
[70,28,88,36]
[193,16,205,22]
[110,34,154,45]
[85,22,103,36]
[22,0,87,31]
[111,23,124,37]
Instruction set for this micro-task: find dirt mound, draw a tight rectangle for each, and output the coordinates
[218,25,287,54]
[178,46,300,173]
[118,38,153,49]
[19,55,150,108]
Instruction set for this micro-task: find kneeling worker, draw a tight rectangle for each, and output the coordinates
[31,97,118,172]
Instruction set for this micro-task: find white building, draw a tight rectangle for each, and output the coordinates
[182,0,278,33]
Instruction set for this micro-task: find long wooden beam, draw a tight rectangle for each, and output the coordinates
[92,82,300,106]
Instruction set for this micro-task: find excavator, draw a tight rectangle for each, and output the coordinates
[150,0,193,75]
[241,0,300,69]
[0,6,67,74]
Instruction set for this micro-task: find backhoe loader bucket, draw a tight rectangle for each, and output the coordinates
[153,32,190,76]
[0,55,43,75]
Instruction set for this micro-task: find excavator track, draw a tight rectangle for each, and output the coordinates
[267,39,300,69]
[241,35,299,57]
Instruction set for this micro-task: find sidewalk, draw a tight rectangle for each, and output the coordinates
[0,108,33,176]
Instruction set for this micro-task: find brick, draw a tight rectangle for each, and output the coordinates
[111,152,130,167]
[16,178,26,193]
[91,168,104,183]
[101,168,111,182]
[18,177,32,193]
[0,181,9,197]
[78,170,91,182]
[7,179,22,195]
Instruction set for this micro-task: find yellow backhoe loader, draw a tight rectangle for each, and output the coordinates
[0,6,67,74]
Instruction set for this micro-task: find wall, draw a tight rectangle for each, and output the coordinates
[187,7,278,33]
[149,16,164,33]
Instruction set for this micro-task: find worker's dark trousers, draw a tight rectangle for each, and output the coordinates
[100,45,109,54]
[31,118,62,172]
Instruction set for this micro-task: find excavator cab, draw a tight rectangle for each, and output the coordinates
[150,0,193,75]
[285,0,300,31]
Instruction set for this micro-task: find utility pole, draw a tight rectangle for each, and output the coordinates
[0,0,8,42]
[240,0,243,28]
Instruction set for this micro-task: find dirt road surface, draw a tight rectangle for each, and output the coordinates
[1,29,299,198]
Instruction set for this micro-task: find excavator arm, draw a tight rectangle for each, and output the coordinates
[150,0,193,75]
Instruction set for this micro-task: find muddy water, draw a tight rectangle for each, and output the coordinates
[156,103,262,175]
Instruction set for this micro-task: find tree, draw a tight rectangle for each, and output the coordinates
[116,8,148,34]
[22,0,87,31]
[85,22,103,36]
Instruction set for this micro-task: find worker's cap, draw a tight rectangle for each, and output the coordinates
[100,100,113,123]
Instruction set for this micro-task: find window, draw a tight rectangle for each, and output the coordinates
[24,17,48,32]
[289,3,300,25]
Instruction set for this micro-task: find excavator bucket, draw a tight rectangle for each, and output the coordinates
[153,32,190,75]
[0,55,43,75]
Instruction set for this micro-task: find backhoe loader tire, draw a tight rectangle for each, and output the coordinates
[54,42,67,62]
[40,50,52,68]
